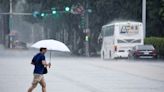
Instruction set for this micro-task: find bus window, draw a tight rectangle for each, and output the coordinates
[132,39,141,43]
[104,25,114,36]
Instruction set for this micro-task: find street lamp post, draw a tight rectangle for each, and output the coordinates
[142,0,146,38]
[9,0,13,48]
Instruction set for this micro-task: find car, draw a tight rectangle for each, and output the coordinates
[128,45,157,59]
[14,41,27,49]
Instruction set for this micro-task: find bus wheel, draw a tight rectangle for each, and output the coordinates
[109,51,111,58]
[128,55,131,60]
[134,55,139,60]
[102,52,105,60]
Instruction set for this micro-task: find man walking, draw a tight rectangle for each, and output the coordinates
[28,48,51,92]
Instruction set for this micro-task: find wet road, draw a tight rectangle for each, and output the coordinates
[0,50,164,92]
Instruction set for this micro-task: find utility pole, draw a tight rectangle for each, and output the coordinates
[142,0,146,38]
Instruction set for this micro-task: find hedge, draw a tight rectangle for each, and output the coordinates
[144,37,164,58]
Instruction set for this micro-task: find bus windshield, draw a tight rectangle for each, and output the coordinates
[117,24,142,44]
[119,24,140,35]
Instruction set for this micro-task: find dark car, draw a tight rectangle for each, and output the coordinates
[128,45,157,59]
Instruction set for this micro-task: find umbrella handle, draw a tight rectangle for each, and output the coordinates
[49,51,51,63]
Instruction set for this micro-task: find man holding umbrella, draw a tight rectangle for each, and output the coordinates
[28,39,70,92]
[28,48,51,92]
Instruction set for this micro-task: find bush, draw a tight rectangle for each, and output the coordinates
[144,37,164,58]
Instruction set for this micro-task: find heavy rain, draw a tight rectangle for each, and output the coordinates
[0,0,164,92]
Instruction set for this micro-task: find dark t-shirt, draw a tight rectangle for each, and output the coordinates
[32,53,45,74]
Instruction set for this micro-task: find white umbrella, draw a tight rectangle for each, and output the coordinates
[31,39,71,62]
[31,39,70,52]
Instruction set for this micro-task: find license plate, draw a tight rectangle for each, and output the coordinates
[144,52,149,55]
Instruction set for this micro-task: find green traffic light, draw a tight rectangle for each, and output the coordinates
[52,10,57,14]
[85,36,89,41]
[65,7,70,11]
[41,13,45,17]
[51,7,57,14]
[33,11,39,17]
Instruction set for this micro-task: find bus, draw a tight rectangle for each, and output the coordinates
[100,21,144,59]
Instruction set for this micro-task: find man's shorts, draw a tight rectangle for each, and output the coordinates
[32,74,44,86]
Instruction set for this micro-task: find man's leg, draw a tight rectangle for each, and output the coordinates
[27,84,37,92]
[28,74,40,92]
[39,77,46,92]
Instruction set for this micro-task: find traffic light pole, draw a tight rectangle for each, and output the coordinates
[0,0,32,48]
[85,0,90,57]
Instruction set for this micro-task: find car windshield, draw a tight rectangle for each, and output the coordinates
[138,45,154,50]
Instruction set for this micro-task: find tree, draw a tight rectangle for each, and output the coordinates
[19,0,164,54]
[0,0,10,47]
[147,0,164,37]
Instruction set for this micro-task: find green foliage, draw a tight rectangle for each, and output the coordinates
[159,0,164,20]
[147,0,162,37]
[144,37,164,57]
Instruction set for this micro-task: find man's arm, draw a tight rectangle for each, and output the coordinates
[31,55,36,65]
[42,60,51,68]
[31,61,35,65]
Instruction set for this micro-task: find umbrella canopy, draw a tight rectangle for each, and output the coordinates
[31,39,70,52]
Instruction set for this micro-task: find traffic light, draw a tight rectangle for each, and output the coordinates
[52,10,57,14]
[33,11,46,18]
[65,7,70,12]
[33,11,40,18]
[51,7,57,15]
[80,15,86,28]
[85,35,89,42]
[41,13,45,17]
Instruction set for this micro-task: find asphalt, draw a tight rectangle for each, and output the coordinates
[0,49,164,92]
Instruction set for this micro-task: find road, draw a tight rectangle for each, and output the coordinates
[0,49,164,92]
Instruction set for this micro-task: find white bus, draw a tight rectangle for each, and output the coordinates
[100,21,144,59]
